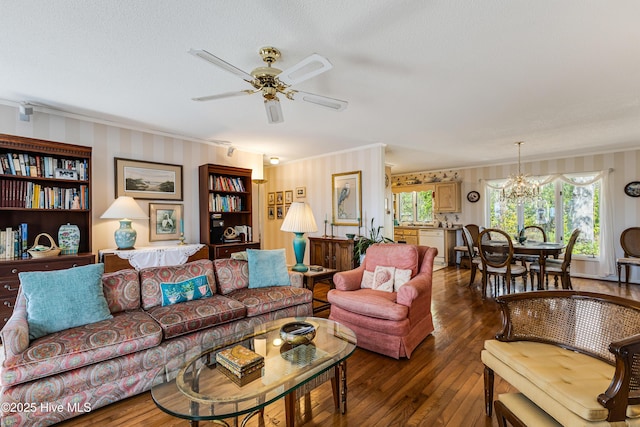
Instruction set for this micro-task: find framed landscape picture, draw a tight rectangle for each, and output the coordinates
[332,170,362,226]
[115,158,183,200]
[149,203,183,241]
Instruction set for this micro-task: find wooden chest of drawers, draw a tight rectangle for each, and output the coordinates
[0,253,95,332]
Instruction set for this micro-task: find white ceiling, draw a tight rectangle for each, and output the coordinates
[1,1,639,174]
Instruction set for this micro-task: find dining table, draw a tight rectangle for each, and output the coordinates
[481,240,565,290]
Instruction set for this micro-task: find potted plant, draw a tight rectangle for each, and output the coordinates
[354,218,394,266]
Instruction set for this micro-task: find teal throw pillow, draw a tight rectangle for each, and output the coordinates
[20,263,112,341]
[160,275,212,306]
[247,249,291,288]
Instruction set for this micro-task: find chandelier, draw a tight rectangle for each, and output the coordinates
[501,141,539,205]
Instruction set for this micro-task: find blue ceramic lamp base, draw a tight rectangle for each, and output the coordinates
[290,232,309,272]
[114,219,137,250]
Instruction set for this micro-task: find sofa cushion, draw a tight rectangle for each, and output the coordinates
[20,263,113,340]
[227,286,312,317]
[145,295,246,339]
[247,249,290,288]
[328,288,409,321]
[160,275,212,306]
[214,258,250,295]
[0,310,162,387]
[483,339,640,422]
[140,259,216,309]
[102,268,140,313]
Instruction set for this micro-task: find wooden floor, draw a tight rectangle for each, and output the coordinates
[58,267,640,427]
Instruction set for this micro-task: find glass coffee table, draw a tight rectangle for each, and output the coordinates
[151,317,357,427]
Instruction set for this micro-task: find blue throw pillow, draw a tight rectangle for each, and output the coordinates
[20,263,112,341]
[160,275,212,306]
[247,249,291,288]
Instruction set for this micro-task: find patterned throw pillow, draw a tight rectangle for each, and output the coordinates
[214,259,250,295]
[394,268,413,292]
[160,275,212,306]
[372,266,396,292]
[360,270,374,288]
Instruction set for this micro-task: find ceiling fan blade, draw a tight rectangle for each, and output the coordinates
[291,91,348,111]
[277,54,333,86]
[188,49,255,83]
[265,99,284,124]
[192,90,253,102]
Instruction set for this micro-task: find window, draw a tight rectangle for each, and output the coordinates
[396,190,434,223]
[486,173,601,257]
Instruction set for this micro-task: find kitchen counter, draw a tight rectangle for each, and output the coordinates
[393,226,460,266]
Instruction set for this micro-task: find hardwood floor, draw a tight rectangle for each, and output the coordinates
[58,267,639,427]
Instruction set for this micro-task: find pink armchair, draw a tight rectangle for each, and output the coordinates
[327,243,437,359]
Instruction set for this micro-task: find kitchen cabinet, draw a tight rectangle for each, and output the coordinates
[433,181,461,213]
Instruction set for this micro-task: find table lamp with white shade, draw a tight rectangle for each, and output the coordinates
[100,196,148,249]
[280,202,318,272]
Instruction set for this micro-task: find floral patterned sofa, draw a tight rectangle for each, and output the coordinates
[0,257,312,426]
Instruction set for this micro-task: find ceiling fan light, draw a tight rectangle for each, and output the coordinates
[265,99,284,124]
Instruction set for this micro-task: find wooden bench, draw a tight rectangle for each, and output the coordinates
[483,291,640,426]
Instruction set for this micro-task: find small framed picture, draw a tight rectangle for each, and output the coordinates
[276,191,284,205]
[268,206,275,220]
[285,204,291,216]
[276,205,284,219]
[149,203,183,241]
[54,168,78,180]
[268,192,275,206]
[295,187,306,198]
[285,190,293,204]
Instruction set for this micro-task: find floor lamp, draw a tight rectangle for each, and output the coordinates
[252,179,267,245]
[280,202,318,272]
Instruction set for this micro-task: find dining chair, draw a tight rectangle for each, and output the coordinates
[514,225,548,267]
[529,228,580,290]
[462,226,481,286]
[477,228,528,297]
[617,227,640,286]
[454,224,480,268]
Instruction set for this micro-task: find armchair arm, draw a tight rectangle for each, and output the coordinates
[397,271,432,308]
[288,271,304,288]
[0,289,30,362]
[598,333,640,422]
[333,266,365,291]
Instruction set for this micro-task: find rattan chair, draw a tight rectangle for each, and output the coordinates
[617,227,640,286]
[477,228,528,297]
[529,228,580,290]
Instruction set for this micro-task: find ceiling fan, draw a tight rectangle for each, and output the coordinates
[188,46,348,124]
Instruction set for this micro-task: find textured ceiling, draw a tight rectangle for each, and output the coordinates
[1,1,639,173]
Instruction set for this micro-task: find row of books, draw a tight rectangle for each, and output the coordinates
[0,180,89,209]
[208,194,243,212]
[0,152,89,181]
[0,224,28,260]
[209,175,246,192]
[216,345,264,387]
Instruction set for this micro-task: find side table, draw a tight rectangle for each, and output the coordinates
[301,267,337,314]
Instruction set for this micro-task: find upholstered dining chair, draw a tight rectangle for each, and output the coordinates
[462,226,481,286]
[454,224,480,268]
[477,228,528,298]
[617,227,640,286]
[529,228,580,290]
